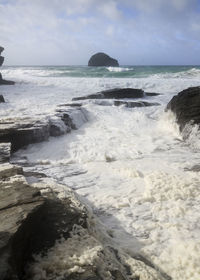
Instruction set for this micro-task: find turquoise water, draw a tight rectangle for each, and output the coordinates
[3,65,200,78]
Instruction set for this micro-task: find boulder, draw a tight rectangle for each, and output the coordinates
[166,87,200,131]
[88,52,119,67]
[72,88,144,101]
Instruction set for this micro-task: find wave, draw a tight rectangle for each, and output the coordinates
[150,67,200,79]
[106,67,134,72]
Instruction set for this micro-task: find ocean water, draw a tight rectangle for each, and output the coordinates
[1,65,200,279]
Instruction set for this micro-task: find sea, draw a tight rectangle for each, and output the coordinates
[1,65,200,279]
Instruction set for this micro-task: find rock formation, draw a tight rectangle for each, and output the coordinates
[166,86,200,132]
[0,46,4,66]
[73,88,144,101]
[88,52,119,67]
[0,101,171,279]
[0,95,5,103]
[0,107,88,152]
[0,162,168,280]
[0,46,15,85]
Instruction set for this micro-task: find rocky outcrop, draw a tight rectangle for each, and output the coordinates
[0,74,15,85]
[0,162,168,280]
[0,47,15,85]
[0,46,4,66]
[0,107,88,152]
[73,88,144,101]
[166,87,200,131]
[88,52,119,67]
[0,163,87,279]
[0,95,5,103]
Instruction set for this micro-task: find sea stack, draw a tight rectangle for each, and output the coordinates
[0,46,15,85]
[88,52,119,67]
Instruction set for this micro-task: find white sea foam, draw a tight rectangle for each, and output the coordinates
[5,65,200,279]
[150,67,200,79]
[106,66,134,72]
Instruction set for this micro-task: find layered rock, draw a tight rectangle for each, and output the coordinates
[0,107,88,152]
[88,52,119,67]
[166,87,200,132]
[0,162,168,280]
[72,88,144,101]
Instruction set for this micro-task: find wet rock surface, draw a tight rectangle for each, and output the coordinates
[166,86,200,131]
[88,52,119,67]
[0,161,168,280]
[0,107,87,152]
[0,95,5,103]
[72,88,144,101]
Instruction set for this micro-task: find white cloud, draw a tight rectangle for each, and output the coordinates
[0,0,200,65]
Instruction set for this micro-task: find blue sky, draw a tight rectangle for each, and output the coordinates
[1,0,200,65]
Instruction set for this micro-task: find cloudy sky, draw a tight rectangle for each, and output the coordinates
[1,0,200,65]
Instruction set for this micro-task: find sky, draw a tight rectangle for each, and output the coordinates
[1,0,200,65]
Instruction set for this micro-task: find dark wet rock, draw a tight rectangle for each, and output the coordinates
[72,88,144,101]
[0,143,11,163]
[0,163,87,280]
[58,103,82,107]
[0,56,4,67]
[0,95,5,103]
[88,52,119,67]
[166,87,200,131]
[0,118,50,152]
[0,46,4,66]
[145,92,161,96]
[0,47,15,85]
[0,73,15,85]
[0,46,4,55]
[114,100,160,108]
